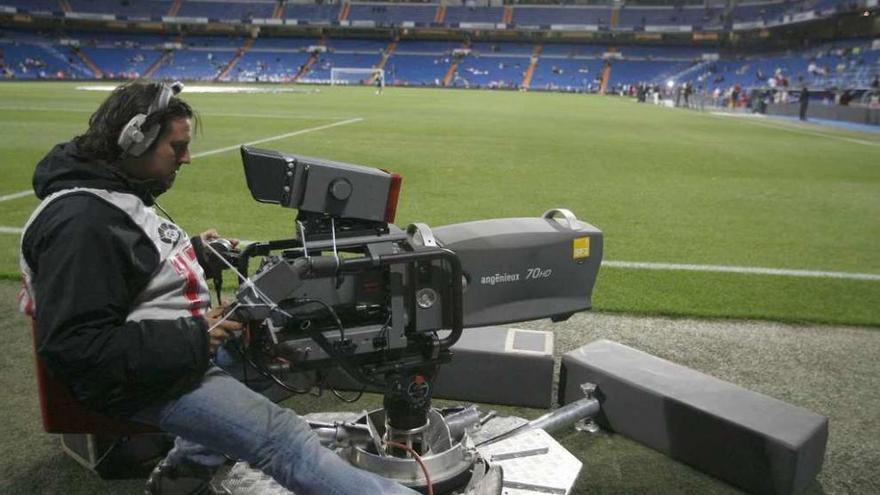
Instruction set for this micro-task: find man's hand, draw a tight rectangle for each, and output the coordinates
[199,229,239,249]
[205,304,242,354]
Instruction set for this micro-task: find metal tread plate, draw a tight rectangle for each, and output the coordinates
[476,428,582,495]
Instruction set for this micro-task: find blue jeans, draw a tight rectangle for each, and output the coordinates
[132,367,418,495]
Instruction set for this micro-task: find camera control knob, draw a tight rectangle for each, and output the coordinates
[329,179,352,200]
[416,288,438,309]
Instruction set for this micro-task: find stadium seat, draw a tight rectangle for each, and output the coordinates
[30,319,169,478]
[31,319,156,435]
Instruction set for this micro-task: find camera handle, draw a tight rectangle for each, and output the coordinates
[542,208,580,230]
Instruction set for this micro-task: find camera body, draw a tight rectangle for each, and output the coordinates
[227,147,602,392]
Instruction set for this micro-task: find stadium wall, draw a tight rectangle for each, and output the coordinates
[767,102,880,124]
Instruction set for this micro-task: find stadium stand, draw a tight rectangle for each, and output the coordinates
[328,38,389,52]
[394,40,462,54]
[184,35,248,50]
[0,39,92,79]
[0,0,877,107]
[68,0,173,18]
[608,59,693,86]
[177,0,276,21]
[444,6,504,25]
[617,5,726,29]
[455,53,530,88]
[623,45,708,58]
[284,4,341,24]
[673,39,880,92]
[731,0,795,24]
[470,41,534,56]
[530,57,605,92]
[80,46,161,79]
[511,6,613,28]
[2,22,878,95]
[0,0,62,14]
[386,52,449,86]
[251,36,318,51]
[150,49,234,81]
[230,49,310,82]
[347,3,438,26]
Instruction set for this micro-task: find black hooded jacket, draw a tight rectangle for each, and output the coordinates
[21,142,211,418]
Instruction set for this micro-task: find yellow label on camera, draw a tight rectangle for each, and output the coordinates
[573,237,590,259]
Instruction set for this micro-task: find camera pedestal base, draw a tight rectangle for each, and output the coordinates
[216,405,588,495]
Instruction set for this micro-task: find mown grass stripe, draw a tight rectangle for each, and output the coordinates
[604,260,880,281]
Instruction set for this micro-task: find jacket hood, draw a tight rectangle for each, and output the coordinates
[33,142,157,205]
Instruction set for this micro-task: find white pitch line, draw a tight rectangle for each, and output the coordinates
[205,112,360,120]
[707,112,880,147]
[0,190,33,202]
[0,224,877,283]
[0,105,358,120]
[0,106,95,113]
[603,260,880,281]
[192,118,364,159]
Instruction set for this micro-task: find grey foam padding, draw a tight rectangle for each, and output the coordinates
[559,339,828,495]
[432,326,554,408]
[325,326,555,408]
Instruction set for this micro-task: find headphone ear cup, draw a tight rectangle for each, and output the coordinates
[129,125,161,157]
[118,113,148,156]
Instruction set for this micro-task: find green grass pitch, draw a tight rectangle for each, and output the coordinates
[1,82,879,494]
[1,81,878,325]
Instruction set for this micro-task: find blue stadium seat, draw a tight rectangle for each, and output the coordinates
[531,55,604,92]
[444,6,503,24]
[284,4,341,23]
[177,0,275,20]
[385,53,449,86]
[347,4,437,25]
[69,0,172,18]
[512,6,611,27]
[1,40,94,79]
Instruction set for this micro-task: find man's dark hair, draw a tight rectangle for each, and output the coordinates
[75,81,198,163]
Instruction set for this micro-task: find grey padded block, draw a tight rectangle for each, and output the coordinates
[433,326,554,408]
[326,326,555,408]
[559,339,828,495]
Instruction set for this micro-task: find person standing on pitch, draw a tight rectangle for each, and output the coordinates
[799,85,810,121]
[19,81,418,495]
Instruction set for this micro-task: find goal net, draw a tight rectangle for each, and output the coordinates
[330,68,385,87]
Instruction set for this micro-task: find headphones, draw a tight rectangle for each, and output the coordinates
[117,81,184,157]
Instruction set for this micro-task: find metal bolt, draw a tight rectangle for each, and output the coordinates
[580,382,597,398]
[574,418,601,434]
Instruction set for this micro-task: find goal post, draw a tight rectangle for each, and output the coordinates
[330,67,385,87]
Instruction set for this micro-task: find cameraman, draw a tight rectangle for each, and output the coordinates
[19,81,417,495]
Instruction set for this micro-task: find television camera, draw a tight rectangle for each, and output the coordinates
[208,146,603,494]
